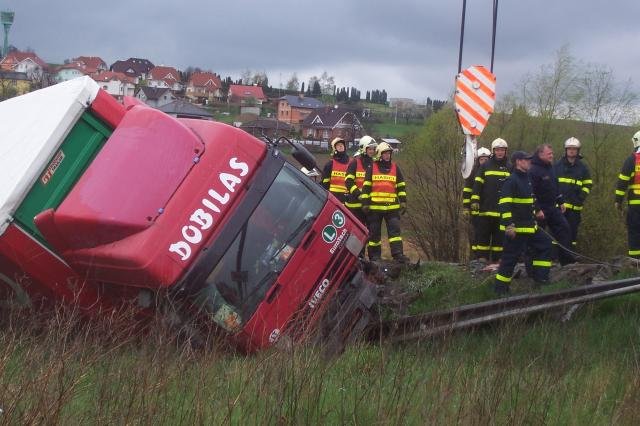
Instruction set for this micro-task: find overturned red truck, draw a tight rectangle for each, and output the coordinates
[0,77,376,353]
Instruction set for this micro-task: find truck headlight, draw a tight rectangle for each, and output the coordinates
[344,234,364,256]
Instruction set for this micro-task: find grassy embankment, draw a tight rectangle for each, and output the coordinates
[2,263,640,423]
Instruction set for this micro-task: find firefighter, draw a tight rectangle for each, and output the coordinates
[345,135,377,226]
[615,130,640,258]
[471,138,511,263]
[463,147,491,259]
[554,137,593,248]
[494,151,552,295]
[529,144,575,265]
[321,137,350,203]
[361,142,409,263]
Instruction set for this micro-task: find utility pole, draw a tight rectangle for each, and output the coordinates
[1,10,14,58]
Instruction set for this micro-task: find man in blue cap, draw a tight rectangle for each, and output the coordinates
[494,151,553,295]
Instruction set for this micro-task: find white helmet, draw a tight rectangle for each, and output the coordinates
[477,147,491,158]
[491,138,508,150]
[358,135,377,153]
[633,131,640,149]
[564,137,581,149]
[330,137,346,153]
[376,141,393,158]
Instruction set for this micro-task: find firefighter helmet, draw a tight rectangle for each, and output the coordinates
[564,137,581,149]
[358,135,377,153]
[477,147,491,158]
[376,141,393,158]
[491,138,508,150]
[633,131,640,149]
[330,137,346,153]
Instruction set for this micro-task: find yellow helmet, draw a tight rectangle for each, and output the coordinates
[330,137,346,153]
[491,138,508,150]
[376,141,393,158]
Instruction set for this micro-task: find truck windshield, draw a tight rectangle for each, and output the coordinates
[196,163,326,332]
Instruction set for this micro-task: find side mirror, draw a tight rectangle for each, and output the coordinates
[291,141,318,171]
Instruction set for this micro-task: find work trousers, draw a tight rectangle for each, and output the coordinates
[627,207,640,258]
[495,229,553,285]
[469,214,481,259]
[540,207,575,265]
[366,210,403,261]
[563,209,582,247]
[348,207,368,257]
[475,215,503,262]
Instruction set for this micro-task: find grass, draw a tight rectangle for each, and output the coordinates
[2,265,640,423]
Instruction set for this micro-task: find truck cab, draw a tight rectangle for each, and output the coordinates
[0,77,375,352]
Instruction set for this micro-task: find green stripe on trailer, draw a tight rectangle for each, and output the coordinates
[13,112,112,244]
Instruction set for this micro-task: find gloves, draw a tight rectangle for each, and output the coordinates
[399,202,407,215]
[505,224,516,239]
[362,205,370,214]
[462,209,470,216]
[470,202,479,212]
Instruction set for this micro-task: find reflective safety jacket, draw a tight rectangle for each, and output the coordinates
[553,156,592,211]
[471,156,510,217]
[615,152,640,208]
[345,155,373,209]
[362,160,406,211]
[499,168,538,234]
[322,152,350,203]
[463,164,480,216]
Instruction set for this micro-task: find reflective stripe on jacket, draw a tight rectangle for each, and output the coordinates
[362,160,406,211]
[553,156,592,210]
[499,168,537,234]
[616,153,640,207]
[471,156,510,215]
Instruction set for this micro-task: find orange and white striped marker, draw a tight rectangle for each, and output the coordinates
[454,65,496,136]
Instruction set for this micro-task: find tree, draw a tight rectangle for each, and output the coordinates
[301,82,305,93]
[286,73,299,91]
[241,69,253,85]
[319,71,335,96]
[517,45,581,144]
[312,80,321,96]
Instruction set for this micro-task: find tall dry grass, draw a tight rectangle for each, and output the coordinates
[1,288,640,424]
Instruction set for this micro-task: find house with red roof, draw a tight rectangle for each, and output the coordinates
[54,62,89,82]
[148,66,183,91]
[0,50,48,80]
[227,84,267,105]
[186,72,223,104]
[72,56,108,74]
[92,71,136,100]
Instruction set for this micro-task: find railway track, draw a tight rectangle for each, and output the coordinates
[371,276,640,344]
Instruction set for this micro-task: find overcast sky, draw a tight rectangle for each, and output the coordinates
[3,1,639,102]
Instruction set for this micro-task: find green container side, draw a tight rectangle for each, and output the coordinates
[14,112,113,244]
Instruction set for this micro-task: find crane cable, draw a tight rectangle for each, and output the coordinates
[457,0,500,74]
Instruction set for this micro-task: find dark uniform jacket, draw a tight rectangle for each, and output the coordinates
[499,168,537,234]
[463,163,482,217]
[471,156,511,216]
[529,155,562,210]
[553,156,592,211]
[615,153,640,207]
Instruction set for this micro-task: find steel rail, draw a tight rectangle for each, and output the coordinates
[374,276,640,344]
